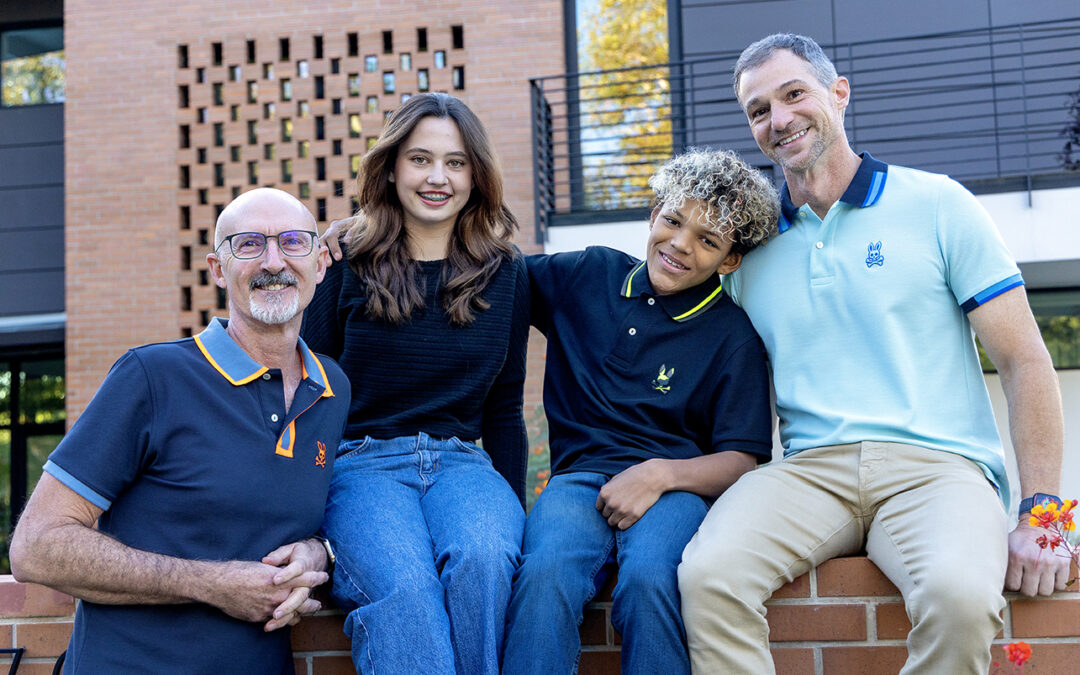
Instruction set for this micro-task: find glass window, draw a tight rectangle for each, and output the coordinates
[400,53,411,71]
[980,289,1080,371]
[332,139,342,155]
[264,102,275,119]
[366,96,378,114]
[0,355,66,573]
[212,42,223,66]
[281,158,293,183]
[264,143,275,160]
[298,100,309,118]
[230,65,241,81]
[230,104,240,121]
[417,28,428,52]
[350,154,361,178]
[434,51,446,69]
[382,31,393,54]
[348,74,360,97]
[417,69,429,92]
[2,26,65,106]
[263,63,274,80]
[365,55,377,72]
[281,118,293,142]
[349,113,362,137]
[451,25,464,50]
[452,66,464,90]
[247,80,258,103]
[383,72,395,94]
[299,181,310,198]
[280,78,292,101]
[348,33,359,58]
[213,82,223,106]
[297,60,309,78]
[298,140,310,158]
[330,58,340,75]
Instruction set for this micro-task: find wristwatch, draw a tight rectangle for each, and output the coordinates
[313,535,336,576]
[1018,492,1062,515]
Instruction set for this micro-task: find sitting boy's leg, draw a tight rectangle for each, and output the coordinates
[863,443,1008,675]
[611,490,708,675]
[503,472,617,675]
[678,445,866,674]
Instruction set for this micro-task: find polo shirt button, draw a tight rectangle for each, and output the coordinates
[815,241,824,249]
[262,373,271,380]
[628,327,637,336]
[647,298,655,305]
[271,413,279,422]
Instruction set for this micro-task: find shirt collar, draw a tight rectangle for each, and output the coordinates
[194,317,334,397]
[777,152,889,233]
[620,261,725,322]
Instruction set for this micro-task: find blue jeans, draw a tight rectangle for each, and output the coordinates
[323,433,525,675]
[502,471,708,675]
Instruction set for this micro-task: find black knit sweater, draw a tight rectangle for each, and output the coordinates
[300,252,530,502]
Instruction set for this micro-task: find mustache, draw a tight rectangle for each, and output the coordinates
[249,271,299,290]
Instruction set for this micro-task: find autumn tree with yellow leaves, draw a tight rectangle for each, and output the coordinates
[577,0,671,209]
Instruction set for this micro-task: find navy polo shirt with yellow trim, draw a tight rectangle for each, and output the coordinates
[527,246,772,477]
[43,317,350,674]
[727,153,1021,505]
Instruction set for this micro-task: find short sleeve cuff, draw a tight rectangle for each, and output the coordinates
[960,273,1024,313]
[44,460,112,510]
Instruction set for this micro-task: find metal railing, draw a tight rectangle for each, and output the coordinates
[529,17,1080,238]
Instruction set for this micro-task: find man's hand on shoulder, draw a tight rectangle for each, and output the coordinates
[1004,521,1071,596]
[596,460,673,530]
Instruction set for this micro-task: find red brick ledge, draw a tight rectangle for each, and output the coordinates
[2,559,1078,675]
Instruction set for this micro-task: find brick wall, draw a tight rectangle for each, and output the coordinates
[3,557,1077,674]
[64,0,562,421]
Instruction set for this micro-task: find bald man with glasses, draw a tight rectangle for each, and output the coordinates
[11,188,350,674]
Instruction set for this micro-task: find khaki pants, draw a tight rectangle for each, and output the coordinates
[679,442,1008,675]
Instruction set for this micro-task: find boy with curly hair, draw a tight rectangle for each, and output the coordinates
[501,148,779,674]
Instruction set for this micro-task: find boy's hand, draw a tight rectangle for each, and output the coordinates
[596,460,673,530]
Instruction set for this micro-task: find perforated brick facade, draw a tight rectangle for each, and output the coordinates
[64,0,562,419]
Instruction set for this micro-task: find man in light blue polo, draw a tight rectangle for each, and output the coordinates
[678,34,1069,674]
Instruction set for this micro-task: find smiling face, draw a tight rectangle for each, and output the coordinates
[207,188,326,330]
[645,199,743,296]
[737,49,850,176]
[391,115,474,238]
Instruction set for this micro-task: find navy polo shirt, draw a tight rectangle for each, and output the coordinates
[44,318,350,674]
[526,246,773,477]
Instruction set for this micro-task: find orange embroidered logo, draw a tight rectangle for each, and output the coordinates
[315,441,327,468]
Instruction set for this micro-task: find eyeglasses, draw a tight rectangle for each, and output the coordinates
[217,230,318,259]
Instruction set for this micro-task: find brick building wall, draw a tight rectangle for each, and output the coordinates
[2,557,1077,674]
[63,0,562,420]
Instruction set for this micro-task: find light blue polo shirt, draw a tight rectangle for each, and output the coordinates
[727,153,1022,505]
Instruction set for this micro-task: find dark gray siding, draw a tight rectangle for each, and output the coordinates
[0,104,64,324]
[671,0,1080,182]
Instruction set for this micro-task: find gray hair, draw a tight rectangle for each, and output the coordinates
[734,33,839,100]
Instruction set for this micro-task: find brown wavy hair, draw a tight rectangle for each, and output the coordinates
[345,93,518,325]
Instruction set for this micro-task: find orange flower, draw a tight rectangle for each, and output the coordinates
[1029,502,1060,528]
[1004,641,1032,666]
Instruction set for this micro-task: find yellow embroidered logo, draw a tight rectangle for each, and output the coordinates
[315,440,327,468]
[652,364,675,394]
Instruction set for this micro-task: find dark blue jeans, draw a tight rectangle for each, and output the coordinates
[323,433,525,675]
[502,471,707,675]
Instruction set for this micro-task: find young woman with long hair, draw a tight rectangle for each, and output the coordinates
[300,92,528,675]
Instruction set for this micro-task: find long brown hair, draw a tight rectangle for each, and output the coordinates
[345,93,518,325]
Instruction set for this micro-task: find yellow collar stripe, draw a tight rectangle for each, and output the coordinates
[672,281,724,322]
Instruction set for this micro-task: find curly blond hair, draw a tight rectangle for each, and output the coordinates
[648,148,779,254]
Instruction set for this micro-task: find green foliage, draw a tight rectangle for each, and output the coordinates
[579,0,671,209]
[1,50,65,106]
[525,404,551,512]
[1062,81,1080,171]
